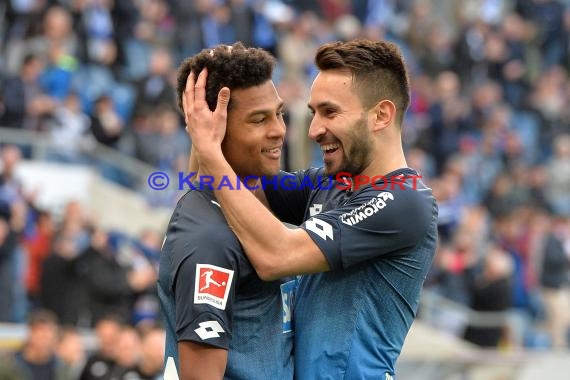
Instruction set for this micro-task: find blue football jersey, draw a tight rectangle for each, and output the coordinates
[266,168,438,379]
[158,188,294,379]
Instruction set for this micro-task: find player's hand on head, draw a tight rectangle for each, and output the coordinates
[182,71,195,131]
[184,68,230,160]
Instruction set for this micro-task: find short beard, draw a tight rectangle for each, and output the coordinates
[325,115,373,176]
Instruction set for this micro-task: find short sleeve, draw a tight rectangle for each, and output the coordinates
[300,187,436,270]
[174,232,246,349]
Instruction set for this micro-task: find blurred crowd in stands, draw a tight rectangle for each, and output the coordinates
[0,310,165,380]
[1,0,570,374]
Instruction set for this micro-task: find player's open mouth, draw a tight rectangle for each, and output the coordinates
[261,146,282,159]
[321,143,340,157]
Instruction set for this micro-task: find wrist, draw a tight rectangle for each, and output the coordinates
[195,145,224,166]
[196,147,229,180]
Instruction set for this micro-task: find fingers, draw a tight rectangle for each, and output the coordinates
[211,87,230,137]
[183,71,195,125]
[194,68,208,109]
[218,87,230,106]
[215,87,230,121]
[184,71,195,101]
[183,67,228,145]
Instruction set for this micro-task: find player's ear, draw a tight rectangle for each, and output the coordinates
[371,100,395,132]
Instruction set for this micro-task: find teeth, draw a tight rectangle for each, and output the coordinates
[321,143,339,152]
[262,147,281,153]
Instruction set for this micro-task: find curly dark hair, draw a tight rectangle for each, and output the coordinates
[176,42,277,113]
[315,39,410,125]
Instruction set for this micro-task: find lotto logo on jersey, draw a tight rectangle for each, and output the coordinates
[309,203,322,216]
[194,264,234,310]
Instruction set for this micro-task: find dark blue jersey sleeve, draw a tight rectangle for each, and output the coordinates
[264,168,326,225]
[300,184,437,270]
[174,229,248,350]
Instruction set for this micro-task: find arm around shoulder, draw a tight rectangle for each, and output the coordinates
[250,226,330,280]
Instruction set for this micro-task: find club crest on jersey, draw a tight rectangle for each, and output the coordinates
[280,279,297,333]
[194,264,234,310]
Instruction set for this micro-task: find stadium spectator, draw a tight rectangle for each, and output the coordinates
[0,202,19,322]
[113,326,142,376]
[463,245,514,347]
[0,54,56,131]
[4,5,78,77]
[46,93,92,164]
[132,47,175,120]
[23,210,54,307]
[12,309,64,380]
[539,214,570,349]
[57,327,86,380]
[89,95,124,148]
[129,326,165,380]
[76,228,156,326]
[40,229,89,326]
[0,145,28,323]
[134,104,188,173]
[79,315,123,380]
[545,135,570,217]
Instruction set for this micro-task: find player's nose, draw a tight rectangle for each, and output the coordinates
[267,117,286,139]
[308,116,326,141]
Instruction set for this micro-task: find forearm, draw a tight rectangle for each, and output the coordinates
[188,144,198,173]
[185,69,328,277]
[179,341,227,380]
[201,155,298,279]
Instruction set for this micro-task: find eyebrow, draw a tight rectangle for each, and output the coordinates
[307,101,340,112]
[246,101,285,118]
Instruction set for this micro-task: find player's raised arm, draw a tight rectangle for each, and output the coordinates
[186,69,330,280]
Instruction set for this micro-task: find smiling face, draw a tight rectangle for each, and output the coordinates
[222,80,286,179]
[308,70,375,176]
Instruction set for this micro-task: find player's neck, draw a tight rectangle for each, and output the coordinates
[360,146,407,179]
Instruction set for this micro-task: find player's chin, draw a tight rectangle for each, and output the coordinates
[323,161,340,177]
[261,160,281,175]
[263,166,281,177]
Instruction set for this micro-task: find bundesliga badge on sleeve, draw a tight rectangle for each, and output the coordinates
[194,264,234,310]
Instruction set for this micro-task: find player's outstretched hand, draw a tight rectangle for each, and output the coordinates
[183,68,230,163]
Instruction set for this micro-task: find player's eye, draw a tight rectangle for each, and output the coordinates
[324,108,337,118]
